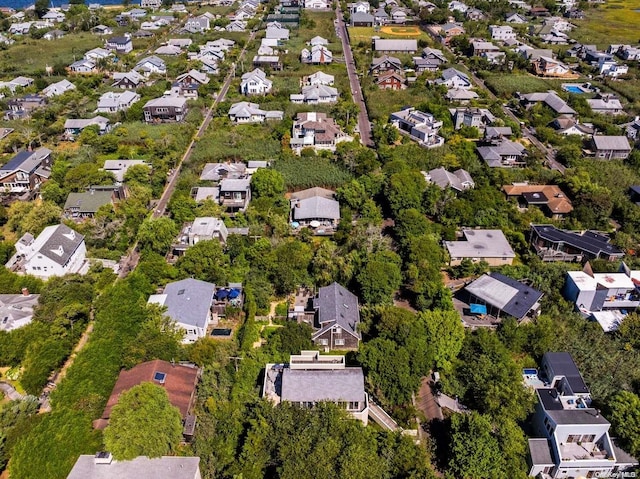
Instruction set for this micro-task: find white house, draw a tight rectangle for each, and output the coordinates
[290,84,338,104]
[305,71,335,85]
[304,0,331,9]
[490,25,516,41]
[41,79,76,98]
[95,91,141,113]
[240,68,273,95]
[599,58,629,78]
[527,352,638,478]
[435,68,472,89]
[84,47,112,61]
[135,55,167,76]
[148,278,216,343]
[8,225,87,280]
[228,101,284,123]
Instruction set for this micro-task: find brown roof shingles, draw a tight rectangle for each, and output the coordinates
[503,184,573,214]
[96,359,199,429]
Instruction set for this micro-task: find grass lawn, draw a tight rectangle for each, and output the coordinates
[572,0,640,48]
[0,33,103,76]
[481,72,574,97]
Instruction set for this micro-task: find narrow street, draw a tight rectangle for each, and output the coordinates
[118,30,257,278]
[467,70,566,174]
[335,6,373,147]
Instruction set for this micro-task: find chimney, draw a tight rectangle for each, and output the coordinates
[21,287,29,296]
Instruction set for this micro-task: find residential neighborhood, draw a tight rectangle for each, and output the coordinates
[0,0,640,478]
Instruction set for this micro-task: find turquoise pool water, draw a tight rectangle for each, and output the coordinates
[564,85,585,93]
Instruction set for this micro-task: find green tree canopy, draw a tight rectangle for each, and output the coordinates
[449,412,506,479]
[356,251,402,305]
[104,382,183,460]
[176,240,230,284]
[251,168,285,199]
[609,390,640,457]
[420,309,464,372]
[137,217,179,255]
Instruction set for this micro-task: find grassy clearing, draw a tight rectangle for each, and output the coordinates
[0,33,103,76]
[481,72,572,97]
[274,156,353,189]
[191,118,282,166]
[572,0,640,48]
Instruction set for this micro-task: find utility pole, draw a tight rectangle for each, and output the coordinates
[229,356,243,372]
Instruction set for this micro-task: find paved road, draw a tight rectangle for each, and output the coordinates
[118,31,257,278]
[334,6,373,147]
[415,376,444,422]
[467,70,566,174]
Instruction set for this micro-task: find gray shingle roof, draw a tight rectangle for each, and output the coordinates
[64,190,113,214]
[68,455,200,479]
[281,367,365,402]
[293,196,340,221]
[38,224,85,266]
[528,438,554,466]
[592,135,631,151]
[156,278,215,329]
[465,272,543,320]
[314,282,360,338]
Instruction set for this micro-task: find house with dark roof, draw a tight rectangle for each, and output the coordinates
[148,279,216,343]
[463,272,543,322]
[9,224,87,279]
[68,454,201,479]
[290,187,340,234]
[305,282,362,350]
[527,352,638,478]
[588,135,631,160]
[63,186,123,219]
[263,351,369,423]
[106,36,133,54]
[143,93,189,123]
[477,139,527,167]
[95,359,200,439]
[0,148,52,194]
[4,95,47,121]
[519,91,577,117]
[503,183,573,219]
[530,224,624,262]
[369,55,403,76]
[219,178,251,213]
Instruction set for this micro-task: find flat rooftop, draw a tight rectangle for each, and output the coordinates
[445,229,515,259]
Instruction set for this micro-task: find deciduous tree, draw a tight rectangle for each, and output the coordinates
[104,382,183,460]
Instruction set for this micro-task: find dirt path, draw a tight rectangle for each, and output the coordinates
[56,321,94,384]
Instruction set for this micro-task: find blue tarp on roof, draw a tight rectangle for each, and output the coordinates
[470,304,487,315]
[215,289,229,300]
[228,289,240,299]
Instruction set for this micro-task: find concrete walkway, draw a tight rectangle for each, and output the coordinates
[369,399,400,431]
[0,381,23,401]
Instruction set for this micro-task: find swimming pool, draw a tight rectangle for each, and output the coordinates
[564,85,585,94]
